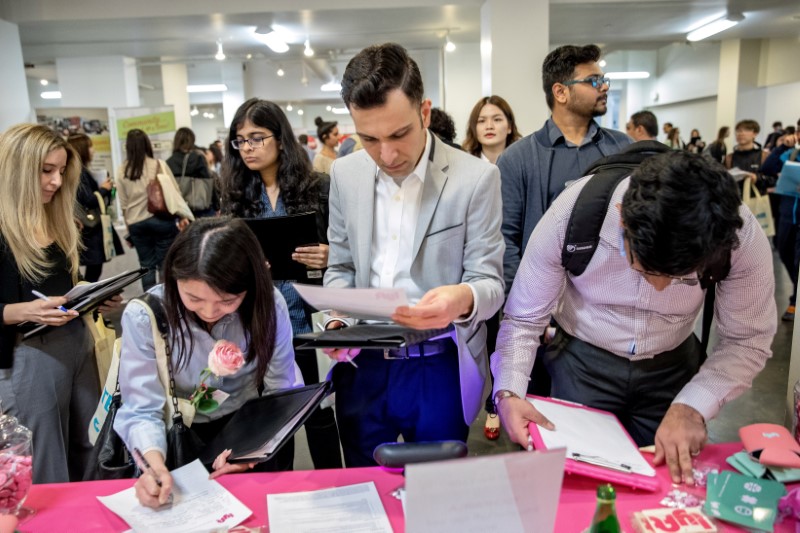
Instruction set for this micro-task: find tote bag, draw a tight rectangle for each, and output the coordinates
[93,191,117,261]
[743,177,776,238]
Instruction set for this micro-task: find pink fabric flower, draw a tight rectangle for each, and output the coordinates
[208,340,244,377]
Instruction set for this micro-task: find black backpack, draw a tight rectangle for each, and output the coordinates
[560,141,729,357]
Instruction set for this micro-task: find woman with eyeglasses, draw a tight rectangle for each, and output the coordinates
[220,98,342,470]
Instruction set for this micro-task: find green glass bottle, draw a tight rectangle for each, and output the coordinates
[589,484,621,533]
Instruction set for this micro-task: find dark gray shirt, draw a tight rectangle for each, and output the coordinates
[546,119,607,205]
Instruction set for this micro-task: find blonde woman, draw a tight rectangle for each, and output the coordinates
[0,124,121,483]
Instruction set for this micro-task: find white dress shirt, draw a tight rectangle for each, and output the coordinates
[369,133,432,304]
[492,175,777,422]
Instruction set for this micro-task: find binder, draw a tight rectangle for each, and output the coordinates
[200,381,331,464]
[242,213,319,281]
[21,268,147,339]
[526,395,661,491]
[775,160,800,198]
[295,324,452,350]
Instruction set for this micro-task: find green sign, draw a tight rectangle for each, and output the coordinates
[116,111,175,139]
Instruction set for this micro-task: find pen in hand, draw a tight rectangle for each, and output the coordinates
[31,290,69,313]
[133,447,173,504]
[316,322,358,368]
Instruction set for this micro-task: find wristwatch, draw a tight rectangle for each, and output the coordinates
[493,390,519,410]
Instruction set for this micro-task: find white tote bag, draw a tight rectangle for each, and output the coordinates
[743,177,776,238]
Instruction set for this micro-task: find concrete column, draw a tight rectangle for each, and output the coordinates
[56,56,140,108]
[0,19,33,130]
[715,40,741,132]
[480,0,549,135]
[442,41,482,143]
[161,60,191,129]
[221,61,245,129]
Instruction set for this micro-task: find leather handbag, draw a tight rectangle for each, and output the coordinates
[175,153,214,212]
[83,294,203,480]
[146,160,172,218]
[76,204,102,229]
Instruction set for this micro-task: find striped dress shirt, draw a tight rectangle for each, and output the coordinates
[491,176,777,422]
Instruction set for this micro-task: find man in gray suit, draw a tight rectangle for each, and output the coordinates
[323,43,505,467]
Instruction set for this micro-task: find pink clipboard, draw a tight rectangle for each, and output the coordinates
[526,395,661,492]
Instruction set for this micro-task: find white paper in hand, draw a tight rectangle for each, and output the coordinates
[292,284,408,321]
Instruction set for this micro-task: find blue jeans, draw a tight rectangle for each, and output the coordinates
[128,216,179,291]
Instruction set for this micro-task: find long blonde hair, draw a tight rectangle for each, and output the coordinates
[0,124,81,283]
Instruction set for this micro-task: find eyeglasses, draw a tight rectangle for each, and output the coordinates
[563,76,611,89]
[231,135,274,150]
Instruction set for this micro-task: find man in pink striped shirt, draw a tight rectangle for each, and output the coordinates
[492,151,776,485]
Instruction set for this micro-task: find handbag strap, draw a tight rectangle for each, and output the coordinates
[181,153,189,179]
[93,191,106,215]
[138,293,183,418]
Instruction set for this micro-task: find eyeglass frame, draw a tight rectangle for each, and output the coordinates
[562,75,611,90]
[619,230,700,286]
[231,135,275,150]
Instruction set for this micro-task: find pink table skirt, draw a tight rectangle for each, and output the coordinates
[19,443,799,532]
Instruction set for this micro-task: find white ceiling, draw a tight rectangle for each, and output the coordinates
[5,0,799,98]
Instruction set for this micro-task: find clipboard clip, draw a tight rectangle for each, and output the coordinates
[571,452,632,473]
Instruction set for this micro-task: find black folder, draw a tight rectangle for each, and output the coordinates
[243,213,319,281]
[295,324,452,350]
[21,268,147,339]
[200,381,331,464]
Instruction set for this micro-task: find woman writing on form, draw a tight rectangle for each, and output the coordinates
[114,218,303,508]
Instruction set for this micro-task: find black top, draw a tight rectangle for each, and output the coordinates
[76,167,111,265]
[0,233,73,368]
[166,150,211,180]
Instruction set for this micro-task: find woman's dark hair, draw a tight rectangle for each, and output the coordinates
[208,142,223,164]
[429,108,457,143]
[314,117,337,143]
[715,126,730,143]
[66,133,92,166]
[341,42,424,109]
[173,127,196,153]
[461,95,522,157]
[542,44,602,110]
[220,98,318,217]
[162,217,276,386]
[123,129,154,181]
[622,151,742,277]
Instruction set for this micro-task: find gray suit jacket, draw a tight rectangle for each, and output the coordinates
[324,133,505,424]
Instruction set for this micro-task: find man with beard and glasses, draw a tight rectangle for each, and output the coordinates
[496,44,630,395]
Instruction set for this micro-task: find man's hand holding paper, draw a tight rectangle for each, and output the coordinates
[392,284,473,330]
[653,403,707,485]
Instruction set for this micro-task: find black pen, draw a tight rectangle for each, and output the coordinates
[132,447,162,487]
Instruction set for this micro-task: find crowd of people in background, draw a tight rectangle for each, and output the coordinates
[1,40,797,500]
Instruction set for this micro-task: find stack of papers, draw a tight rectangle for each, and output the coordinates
[267,482,393,533]
[97,460,252,533]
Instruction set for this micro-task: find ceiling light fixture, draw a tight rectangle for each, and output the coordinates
[605,71,651,80]
[277,66,285,77]
[304,38,314,57]
[40,79,48,86]
[254,25,291,54]
[186,84,228,93]
[297,109,304,116]
[444,32,456,53]
[321,80,342,92]
[687,13,744,42]
[215,40,226,61]
[331,107,349,115]
[599,59,607,68]
[326,105,332,111]
[300,62,309,86]
[190,106,199,116]
[41,91,61,99]
[286,103,293,111]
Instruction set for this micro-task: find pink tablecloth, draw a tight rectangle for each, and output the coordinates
[18,443,800,532]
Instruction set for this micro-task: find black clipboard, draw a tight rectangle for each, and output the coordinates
[200,381,331,464]
[21,268,147,339]
[243,213,319,281]
[295,324,452,350]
